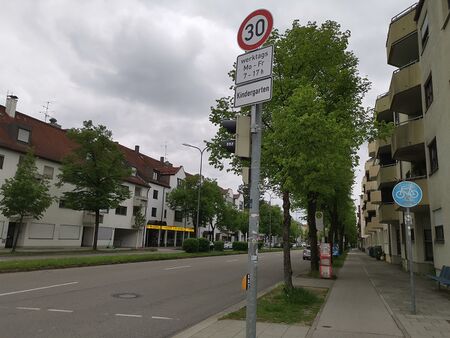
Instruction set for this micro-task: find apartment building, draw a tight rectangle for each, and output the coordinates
[0,97,193,249]
[360,1,450,274]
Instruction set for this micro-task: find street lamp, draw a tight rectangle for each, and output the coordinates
[182,143,207,238]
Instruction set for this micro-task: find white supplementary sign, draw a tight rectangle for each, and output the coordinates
[234,77,272,108]
[236,45,273,85]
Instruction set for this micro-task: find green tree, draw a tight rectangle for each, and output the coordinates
[0,151,53,252]
[133,207,146,229]
[167,175,224,239]
[208,21,371,287]
[259,201,283,240]
[58,120,131,250]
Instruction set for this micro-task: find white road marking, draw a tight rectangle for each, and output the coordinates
[16,307,41,311]
[0,281,79,297]
[226,259,238,262]
[164,265,191,271]
[151,316,173,320]
[115,313,143,318]
[48,309,73,313]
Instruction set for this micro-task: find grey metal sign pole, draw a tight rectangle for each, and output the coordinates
[246,103,262,338]
[405,208,416,314]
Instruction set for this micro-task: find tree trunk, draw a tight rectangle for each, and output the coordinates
[93,209,100,251]
[11,216,23,253]
[307,192,319,272]
[282,190,293,289]
[329,200,338,263]
[338,222,345,255]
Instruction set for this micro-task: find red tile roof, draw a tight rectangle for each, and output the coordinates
[0,105,178,188]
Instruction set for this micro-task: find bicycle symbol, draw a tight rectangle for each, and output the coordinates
[395,184,420,200]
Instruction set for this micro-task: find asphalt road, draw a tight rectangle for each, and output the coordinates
[0,250,308,338]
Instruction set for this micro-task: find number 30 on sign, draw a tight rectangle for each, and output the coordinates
[237,9,273,51]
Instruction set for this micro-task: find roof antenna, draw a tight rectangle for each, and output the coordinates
[161,141,168,162]
[40,100,55,122]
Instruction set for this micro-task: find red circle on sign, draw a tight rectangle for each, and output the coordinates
[237,9,273,51]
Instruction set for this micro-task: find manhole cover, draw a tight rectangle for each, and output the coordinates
[112,293,140,299]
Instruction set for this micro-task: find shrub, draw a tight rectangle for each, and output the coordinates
[258,241,264,250]
[232,241,248,251]
[214,241,224,251]
[182,238,199,253]
[198,238,210,252]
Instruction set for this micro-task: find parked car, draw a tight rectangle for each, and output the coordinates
[224,241,232,249]
[303,246,311,260]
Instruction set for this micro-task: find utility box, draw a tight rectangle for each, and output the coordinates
[320,243,332,279]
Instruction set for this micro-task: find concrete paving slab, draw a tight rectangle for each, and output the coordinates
[309,252,403,337]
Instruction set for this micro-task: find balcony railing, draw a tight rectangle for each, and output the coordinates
[391,117,424,161]
[389,61,422,115]
[387,3,419,67]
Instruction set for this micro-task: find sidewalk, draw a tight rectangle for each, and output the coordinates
[173,251,450,338]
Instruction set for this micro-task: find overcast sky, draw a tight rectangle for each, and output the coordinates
[0,0,415,213]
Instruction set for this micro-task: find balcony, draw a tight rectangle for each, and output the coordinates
[367,216,383,231]
[379,204,399,223]
[133,195,148,207]
[386,4,419,67]
[365,180,378,192]
[377,164,397,188]
[369,164,380,180]
[364,160,373,172]
[368,141,376,158]
[375,137,392,158]
[366,202,378,212]
[391,118,425,161]
[370,190,382,204]
[389,61,422,115]
[82,211,104,225]
[375,93,392,122]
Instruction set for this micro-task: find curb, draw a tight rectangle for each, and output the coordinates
[171,282,281,338]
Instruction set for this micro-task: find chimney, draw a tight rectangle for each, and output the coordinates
[135,145,140,153]
[5,95,18,117]
[160,156,164,163]
[49,117,61,129]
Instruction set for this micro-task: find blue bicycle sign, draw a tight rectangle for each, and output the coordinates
[392,181,423,208]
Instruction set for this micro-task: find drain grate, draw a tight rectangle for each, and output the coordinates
[322,325,332,328]
[112,293,140,299]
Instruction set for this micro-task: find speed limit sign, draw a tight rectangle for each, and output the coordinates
[237,9,273,51]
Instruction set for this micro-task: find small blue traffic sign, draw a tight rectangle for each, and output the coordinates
[392,181,423,208]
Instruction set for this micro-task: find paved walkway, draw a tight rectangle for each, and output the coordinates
[174,250,450,338]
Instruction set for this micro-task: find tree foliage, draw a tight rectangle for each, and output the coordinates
[208,20,372,286]
[58,120,131,250]
[0,150,53,252]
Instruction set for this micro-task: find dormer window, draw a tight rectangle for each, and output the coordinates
[153,171,158,180]
[17,128,30,143]
[131,167,137,176]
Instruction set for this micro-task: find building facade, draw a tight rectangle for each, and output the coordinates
[360,1,450,274]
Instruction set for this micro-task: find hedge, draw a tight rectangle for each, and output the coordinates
[198,238,210,252]
[182,238,199,253]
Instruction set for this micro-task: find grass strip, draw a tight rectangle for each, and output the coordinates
[222,284,327,325]
[0,250,248,273]
[332,251,348,269]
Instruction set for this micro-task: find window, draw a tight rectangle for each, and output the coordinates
[424,229,433,261]
[424,74,433,110]
[175,210,183,222]
[177,178,183,187]
[164,209,167,218]
[153,171,158,180]
[421,13,429,50]
[115,206,127,216]
[43,166,54,179]
[151,207,157,217]
[135,186,142,197]
[410,228,415,242]
[0,155,4,169]
[433,208,445,243]
[17,128,30,143]
[153,189,159,199]
[131,167,137,176]
[435,226,445,243]
[428,138,439,174]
